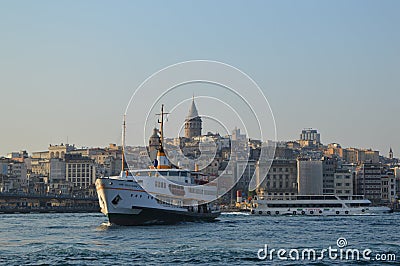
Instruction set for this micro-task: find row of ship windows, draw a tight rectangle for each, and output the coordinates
[135,171,189,177]
[155,181,166,188]
[265,192,297,196]
[256,210,357,215]
[155,181,185,191]
[156,197,183,207]
[266,203,369,207]
[267,203,343,208]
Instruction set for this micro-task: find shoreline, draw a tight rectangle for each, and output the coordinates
[0,207,100,214]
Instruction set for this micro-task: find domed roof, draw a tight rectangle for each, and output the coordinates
[151,128,159,138]
[187,98,199,120]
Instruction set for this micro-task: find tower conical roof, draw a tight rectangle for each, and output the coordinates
[187,98,199,120]
[151,128,159,138]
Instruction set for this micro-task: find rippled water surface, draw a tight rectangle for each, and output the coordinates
[0,212,399,265]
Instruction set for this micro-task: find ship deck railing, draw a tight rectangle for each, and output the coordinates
[255,194,366,201]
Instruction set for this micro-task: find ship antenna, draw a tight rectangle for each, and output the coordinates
[156,104,169,150]
[122,114,126,171]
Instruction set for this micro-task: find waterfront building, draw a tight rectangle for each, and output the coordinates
[300,128,320,143]
[342,148,359,164]
[259,159,297,197]
[31,150,50,177]
[0,158,8,177]
[355,162,382,204]
[297,158,323,195]
[381,173,396,204]
[6,151,28,162]
[232,127,246,142]
[322,156,337,194]
[394,168,400,206]
[357,149,379,164]
[334,169,353,196]
[69,144,123,177]
[234,160,256,198]
[286,141,301,150]
[0,158,28,193]
[88,144,123,176]
[65,154,96,189]
[340,148,379,164]
[274,146,296,160]
[49,158,66,183]
[299,128,321,148]
[49,143,76,159]
[324,143,343,158]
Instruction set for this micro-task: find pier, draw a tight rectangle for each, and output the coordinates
[0,192,99,214]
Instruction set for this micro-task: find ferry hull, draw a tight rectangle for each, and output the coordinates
[96,177,221,226]
[107,207,220,226]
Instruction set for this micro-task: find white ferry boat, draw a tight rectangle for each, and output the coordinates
[95,105,220,225]
[250,194,392,216]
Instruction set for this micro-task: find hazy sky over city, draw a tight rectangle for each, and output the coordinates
[0,1,399,156]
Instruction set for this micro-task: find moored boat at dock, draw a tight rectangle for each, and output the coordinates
[250,194,392,216]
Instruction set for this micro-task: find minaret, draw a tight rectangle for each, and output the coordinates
[184,97,202,138]
[389,147,393,160]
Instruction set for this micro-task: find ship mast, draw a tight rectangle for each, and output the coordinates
[121,114,126,171]
[156,104,169,149]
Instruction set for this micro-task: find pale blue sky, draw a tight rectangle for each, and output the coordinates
[0,1,399,156]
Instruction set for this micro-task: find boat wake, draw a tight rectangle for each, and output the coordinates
[95,222,113,231]
[221,212,250,216]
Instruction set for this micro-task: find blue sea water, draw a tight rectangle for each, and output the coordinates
[0,212,399,265]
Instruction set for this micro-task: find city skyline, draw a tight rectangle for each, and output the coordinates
[1,1,399,156]
[0,124,394,159]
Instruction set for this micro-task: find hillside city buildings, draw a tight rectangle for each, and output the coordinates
[1,98,399,207]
